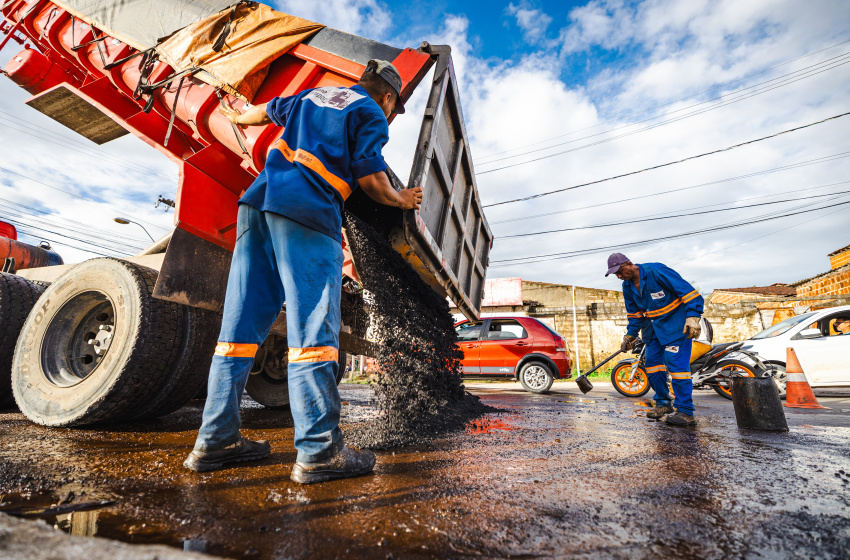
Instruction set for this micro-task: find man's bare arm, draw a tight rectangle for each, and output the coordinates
[358,171,423,210]
[219,102,271,126]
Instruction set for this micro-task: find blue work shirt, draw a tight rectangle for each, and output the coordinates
[623,263,704,346]
[239,84,389,242]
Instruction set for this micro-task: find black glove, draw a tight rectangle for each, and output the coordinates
[620,335,636,353]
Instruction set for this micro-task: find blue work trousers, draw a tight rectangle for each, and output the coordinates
[194,204,343,463]
[644,335,694,416]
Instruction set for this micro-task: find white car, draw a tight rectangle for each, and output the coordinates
[740,305,850,390]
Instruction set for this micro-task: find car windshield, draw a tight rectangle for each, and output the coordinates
[456,321,483,341]
[750,312,817,339]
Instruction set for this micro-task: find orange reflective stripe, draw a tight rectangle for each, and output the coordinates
[271,139,353,200]
[645,365,667,373]
[627,312,645,318]
[645,298,682,318]
[669,371,691,379]
[215,342,259,358]
[681,290,700,303]
[289,346,339,363]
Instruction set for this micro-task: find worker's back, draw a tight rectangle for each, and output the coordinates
[241,85,389,242]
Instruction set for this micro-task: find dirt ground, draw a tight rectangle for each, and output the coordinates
[2,381,850,559]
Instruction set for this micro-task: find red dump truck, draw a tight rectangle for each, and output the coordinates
[0,0,492,426]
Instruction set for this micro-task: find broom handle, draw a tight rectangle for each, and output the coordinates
[580,350,623,377]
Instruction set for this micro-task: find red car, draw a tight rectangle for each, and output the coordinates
[455,316,572,393]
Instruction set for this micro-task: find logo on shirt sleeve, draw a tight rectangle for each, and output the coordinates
[304,87,364,110]
[651,290,665,300]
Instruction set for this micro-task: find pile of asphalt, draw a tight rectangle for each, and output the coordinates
[342,212,494,449]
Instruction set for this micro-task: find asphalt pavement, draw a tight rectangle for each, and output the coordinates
[1,380,849,559]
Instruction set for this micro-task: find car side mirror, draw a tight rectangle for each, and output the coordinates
[798,328,823,339]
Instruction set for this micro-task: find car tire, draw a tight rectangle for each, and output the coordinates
[11,258,184,426]
[763,362,787,400]
[0,273,47,410]
[611,359,651,397]
[519,361,554,394]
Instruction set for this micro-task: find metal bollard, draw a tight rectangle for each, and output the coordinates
[731,377,788,431]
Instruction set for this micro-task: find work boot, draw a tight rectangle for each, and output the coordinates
[290,445,376,484]
[665,411,697,427]
[183,437,271,472]
[646,404,674,419]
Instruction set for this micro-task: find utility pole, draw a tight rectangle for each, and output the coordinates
[572,285,581,375]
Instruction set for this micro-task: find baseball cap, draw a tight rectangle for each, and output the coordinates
[605,253,630,277]
[366,59,405,114]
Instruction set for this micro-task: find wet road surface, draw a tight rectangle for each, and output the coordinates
[2,381,850,559]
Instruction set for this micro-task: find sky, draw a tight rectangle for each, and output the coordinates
[1,0,849,296]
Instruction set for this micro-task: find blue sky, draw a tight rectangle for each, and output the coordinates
[1,0,849,295]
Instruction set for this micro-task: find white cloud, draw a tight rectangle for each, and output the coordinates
[1,0,848,299]
[506,2,553,45]
[271,0,391,38]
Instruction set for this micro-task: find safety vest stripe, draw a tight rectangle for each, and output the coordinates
[289,346,339,363]
[681,290,700,304]
[645,298,682,318]
[645,365,667,373]
[669,371,691,379]
[215,342,259,358]
[627,312,645,318]
[272,139,353,200]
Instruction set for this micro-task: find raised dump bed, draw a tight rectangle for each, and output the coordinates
[0,0,492,423]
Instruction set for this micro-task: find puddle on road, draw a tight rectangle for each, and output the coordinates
[3,386,850,559]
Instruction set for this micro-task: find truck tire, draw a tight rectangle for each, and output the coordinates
[130,306,221,420]
[0,273,46,410]
[245,336,348,409]
[11,258,183,426]
[246,334,290,409]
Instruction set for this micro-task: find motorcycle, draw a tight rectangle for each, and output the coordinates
[610,337,771,400]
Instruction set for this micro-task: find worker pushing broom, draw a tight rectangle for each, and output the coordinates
[606,253,705,426]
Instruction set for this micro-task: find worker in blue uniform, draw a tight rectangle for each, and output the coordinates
[606,253,704,426]
[184,60,423,483]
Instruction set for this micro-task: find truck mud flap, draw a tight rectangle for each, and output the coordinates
[152,227,232,312]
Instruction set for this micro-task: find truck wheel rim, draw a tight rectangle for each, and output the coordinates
[41,291,115,387]
[523,365,548,390]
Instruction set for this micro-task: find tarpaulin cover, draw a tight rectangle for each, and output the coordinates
[51,0,238,51]
[155,3,324,101]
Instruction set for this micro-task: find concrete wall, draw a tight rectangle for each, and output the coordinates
[456,280,766,372]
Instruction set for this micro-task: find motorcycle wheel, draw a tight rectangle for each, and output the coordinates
[713,360,757,400]
[611,360,651,397]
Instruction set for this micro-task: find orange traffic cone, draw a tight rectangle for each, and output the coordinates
[784,347,828,409]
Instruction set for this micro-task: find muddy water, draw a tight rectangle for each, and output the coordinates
[2,385,850,559]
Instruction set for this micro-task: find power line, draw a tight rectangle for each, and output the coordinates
[14,226,119,258]
[2,216,137,256]
[476,51,850,168]
[671,205,850,267]
[498,186,850,239]
[483,110,850,208]
[0,166,171,233]
[489,198,850,266]
[0,198,150,245]
[490,151,850,224]
[475,38,850,161]
[0,111,175,183]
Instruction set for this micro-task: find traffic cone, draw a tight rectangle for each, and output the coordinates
[784,347,828,409]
